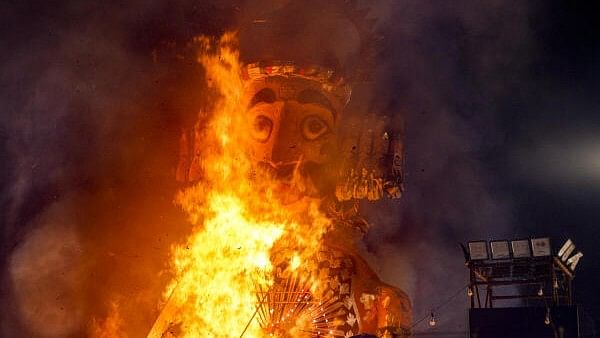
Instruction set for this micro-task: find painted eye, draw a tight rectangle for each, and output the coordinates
[251,114,273,142]
[302,115,329,141]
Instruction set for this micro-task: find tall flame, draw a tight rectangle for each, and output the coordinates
[163,33,332,338]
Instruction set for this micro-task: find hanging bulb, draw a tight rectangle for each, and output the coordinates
[553,278,559,289]
[544,308,551,325]
[537,285,544,296]
[429,312,436,327]
[467,287,474,297]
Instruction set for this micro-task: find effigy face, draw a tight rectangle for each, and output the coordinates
[240,63,405,202]
[242,63,351,198]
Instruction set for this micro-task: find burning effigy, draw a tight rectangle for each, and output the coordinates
[148,2,411,337]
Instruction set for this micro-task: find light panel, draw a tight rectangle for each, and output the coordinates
[511,239,532,258]
[468,241,489,260]
[531,237,552,257]
[490,240,511,259]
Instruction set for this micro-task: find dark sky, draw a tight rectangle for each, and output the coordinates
[504,0,600,299]
[501,0,600,332]
[1,0,600,337]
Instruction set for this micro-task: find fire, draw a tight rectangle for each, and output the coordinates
[159,33,332,337]
[90,302,127,338]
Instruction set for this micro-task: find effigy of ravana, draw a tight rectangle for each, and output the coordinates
[158,1,412,338]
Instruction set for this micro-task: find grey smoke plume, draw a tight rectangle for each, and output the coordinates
[8,198,84,337]
[1,1,536,337]
[359,1,535,335]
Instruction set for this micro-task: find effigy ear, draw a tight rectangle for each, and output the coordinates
[335,113,404,201]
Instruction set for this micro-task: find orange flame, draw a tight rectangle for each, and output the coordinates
[163,33,332,337]
[90,302,128,338]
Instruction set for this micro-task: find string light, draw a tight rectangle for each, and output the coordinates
[411,283,470,330]
[467,287,474,297]
[537,285,544,296]
[428,312,436,327]
[544,308,551,325]
[553,278,559,289]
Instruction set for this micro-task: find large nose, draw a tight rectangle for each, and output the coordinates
[271,102,302,164]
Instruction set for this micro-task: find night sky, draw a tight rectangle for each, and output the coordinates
[503,0,600,312]
[501,0,600,332]
[1,1,599,337]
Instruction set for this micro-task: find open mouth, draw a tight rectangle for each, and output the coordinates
[258,160,303,183]
[256,159,334,201]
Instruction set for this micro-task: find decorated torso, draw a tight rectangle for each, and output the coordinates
[261,223,411,338]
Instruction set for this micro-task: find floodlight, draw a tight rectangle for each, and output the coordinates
[490,240,510,259]
[558,238,583,271]
[511,239,532,258]
[531,237,552,257]
[566,252,583,271]
[468,241,489,260]
[558,239,575,262]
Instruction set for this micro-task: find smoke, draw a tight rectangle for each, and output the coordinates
[1,0,538,337]
[358,1,536,335]
[8,197,85,337]
[513,131,600,191]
